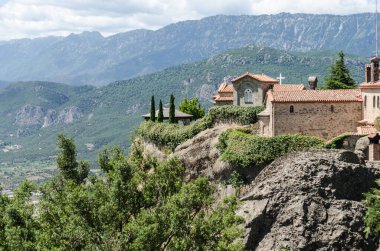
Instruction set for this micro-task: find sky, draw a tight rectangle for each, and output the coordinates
[0,0,377,40]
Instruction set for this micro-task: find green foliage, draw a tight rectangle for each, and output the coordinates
[56,133,89,184]
[209,105,264,125]
[179,98,205,120]
[0,138,243,250]
[375,116,380,131]
[218,130,324,168]
[158,99,164,122]
[169,94,175,124]
[324,133,350,149]
[150,95,156,122]
[323,50,356,89]
[137,115,214,150]
[228,171,245,189]
[363,180,380,238]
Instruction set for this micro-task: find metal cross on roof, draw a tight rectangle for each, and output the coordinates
[277,73,285,85]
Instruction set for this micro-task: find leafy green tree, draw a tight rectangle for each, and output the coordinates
[3,181,39,251]
[56,133,89,184]
[322,50,356,89]
[363,180,380,238]
[179,98,205,120]
[158,99,164,122]
[150,95,156,122]
[169,94,175,124]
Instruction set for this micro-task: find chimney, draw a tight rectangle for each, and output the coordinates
[308,76,318,90]
[366,64,372,82]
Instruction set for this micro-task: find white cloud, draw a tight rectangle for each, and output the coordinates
[0,0,377,40]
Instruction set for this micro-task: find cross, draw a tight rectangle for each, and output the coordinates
[277,73,285,85]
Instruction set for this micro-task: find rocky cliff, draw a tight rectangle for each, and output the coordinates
[139,129,380,250]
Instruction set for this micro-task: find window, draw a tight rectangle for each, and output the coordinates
[244,89,253,103]
[290,105,294,113]
[374,96,376,108]
[365,95,367,108]
[330,105,334,112]
[377,96,379,108]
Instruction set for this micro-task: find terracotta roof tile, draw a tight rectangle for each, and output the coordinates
[213,96,234,101]
[359,81,380,88]
[273,84,306,92]
[232,72,279,84]
[217,82,233,93]
[356,125,377,135]
[267,89,362,103]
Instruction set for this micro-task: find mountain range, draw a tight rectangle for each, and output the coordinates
[0,13,376,86]
[0,46,367,163]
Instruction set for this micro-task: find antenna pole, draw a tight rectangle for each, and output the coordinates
[377,0,378,57]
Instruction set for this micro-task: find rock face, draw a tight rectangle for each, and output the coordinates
[238,150,379,251]
[15,104,83,128]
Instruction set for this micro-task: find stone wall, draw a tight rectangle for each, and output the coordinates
[273,102,362,140]
[362,88,380,122]
[233,76,271,106]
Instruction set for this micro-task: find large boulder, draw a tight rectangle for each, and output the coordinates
[238,150,379,251]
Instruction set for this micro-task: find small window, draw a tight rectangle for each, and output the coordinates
[364,95,367,108]
[374,96,376,108]
[244,89,253,103]
[330,105,334,112]
[290,105,294,113]
[377,96,379,108]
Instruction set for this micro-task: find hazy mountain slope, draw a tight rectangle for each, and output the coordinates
[0,46,367,163]
[0,13,375,85]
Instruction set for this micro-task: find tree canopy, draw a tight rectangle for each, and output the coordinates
[179,98,205,120]
[322,50,356,89]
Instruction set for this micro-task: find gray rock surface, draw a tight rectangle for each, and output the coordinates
[355,136,369,161]
[238,150,379,251]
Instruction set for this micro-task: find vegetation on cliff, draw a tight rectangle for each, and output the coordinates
[137,105,263,151]
[217,129,325,168]
[0,135,244,250]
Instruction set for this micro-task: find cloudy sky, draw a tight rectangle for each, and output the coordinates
[0,0,377,40]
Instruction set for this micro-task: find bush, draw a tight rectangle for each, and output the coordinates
[208,105,264,125]
[218,130,324,168]
[363,180,380,238]
[324,134,350,149]
[137,116,213,150]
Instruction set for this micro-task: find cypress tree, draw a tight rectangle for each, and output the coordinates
[169,94,175,124]
[150,95,156,122]
[158,99,164,122]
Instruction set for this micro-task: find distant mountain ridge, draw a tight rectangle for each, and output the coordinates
[0,13,376,85]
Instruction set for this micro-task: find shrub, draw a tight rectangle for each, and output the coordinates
[324,133,350,149]
[208,105,264,125]
[137,116,213,150]
[218,130,324,168]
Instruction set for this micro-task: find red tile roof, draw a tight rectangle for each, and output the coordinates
[232,72,279,84]
[267,89,362,103]
[357,125,377,135]
[273,84,306,92]
[359,81,380,89]
[213,96,234,101]
[217,82,233,93]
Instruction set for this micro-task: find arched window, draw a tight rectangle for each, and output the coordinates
[244,89,253,103]
[365,95,367,108]
[290,105,294,113]
[330,105,334,112]
[374,96,376,108]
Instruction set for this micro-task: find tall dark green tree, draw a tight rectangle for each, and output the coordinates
[150,95,156,122]
[323,50,356,89]
[157,99,164,123]
[169,94,175,124]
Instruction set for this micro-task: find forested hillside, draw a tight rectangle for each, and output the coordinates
[0,46,367,164]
